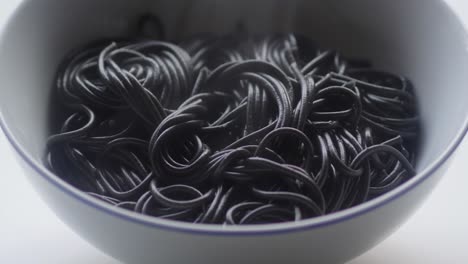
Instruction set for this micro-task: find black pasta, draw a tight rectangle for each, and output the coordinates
[45,15,419,225]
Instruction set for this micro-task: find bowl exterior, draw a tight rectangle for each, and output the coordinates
[8,142,453,264]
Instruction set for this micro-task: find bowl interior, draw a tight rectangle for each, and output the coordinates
[0,0,467,191]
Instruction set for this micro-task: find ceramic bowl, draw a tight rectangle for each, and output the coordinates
[1,0,467,263]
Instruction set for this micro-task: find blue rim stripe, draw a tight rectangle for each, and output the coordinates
[1,111,467,236]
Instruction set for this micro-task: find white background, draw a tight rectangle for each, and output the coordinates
[0,1,467,263]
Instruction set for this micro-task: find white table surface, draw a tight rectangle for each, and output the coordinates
[1,1,468,263]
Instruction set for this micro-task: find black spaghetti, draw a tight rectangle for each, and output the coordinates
[45,18,419,225]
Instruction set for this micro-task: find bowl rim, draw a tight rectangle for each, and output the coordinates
[1,0,468,236]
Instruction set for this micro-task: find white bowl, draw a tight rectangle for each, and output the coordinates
[1,0,467,263]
